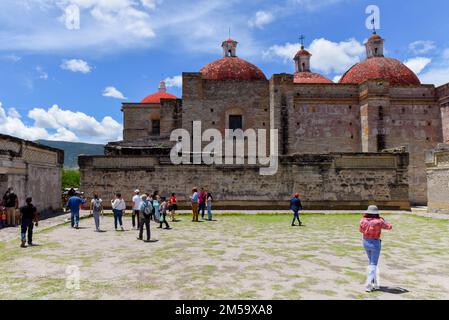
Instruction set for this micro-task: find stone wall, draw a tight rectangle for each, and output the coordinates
[182,73,270,141]
[79,151,409,210]
[0,134,64,215]
[426,144,449,213]
[269,75,441,205]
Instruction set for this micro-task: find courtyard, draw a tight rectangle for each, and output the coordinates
[0,213,448,300]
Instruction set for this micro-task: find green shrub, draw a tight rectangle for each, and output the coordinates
[62,169,80,189]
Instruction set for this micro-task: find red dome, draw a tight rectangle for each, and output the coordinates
[141,92,177,104]
[294,72,333,84]
[200,57,267,81]
[339,57,420,86]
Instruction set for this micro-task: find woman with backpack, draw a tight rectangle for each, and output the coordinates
[90,194,103,232]
[111,193,126,231]
[359,205,393,292]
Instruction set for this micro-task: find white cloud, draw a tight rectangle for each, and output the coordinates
[420,68,449,86]
[293,0,343,11]
[404,57,432,75]
[164,75,182,88]
[36,66,48,80]
[409,41,436,55]
[60,59,92,73]
[248,10,274,29]
[333,75,342,83]
[1,101,123,143]
[264,38,365,74]
[0,0,157,53]
[102,86,127,100]
[0,54,21,62]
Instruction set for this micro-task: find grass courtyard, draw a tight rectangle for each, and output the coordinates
[0,213,448,300]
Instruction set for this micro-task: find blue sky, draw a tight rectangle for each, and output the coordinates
[1,0,449,143]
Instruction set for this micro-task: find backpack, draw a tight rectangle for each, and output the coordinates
[142,201,153,218]
[92,199,102,211]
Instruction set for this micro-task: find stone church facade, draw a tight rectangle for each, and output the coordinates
[79,32,449,209]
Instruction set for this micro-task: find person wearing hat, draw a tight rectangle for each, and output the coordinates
[290,193,303,226]
[359,205,393,292]
[132,189,142,230]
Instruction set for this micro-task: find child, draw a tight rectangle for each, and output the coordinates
[0,206,6,229]
[169,193,177,222]
[158,197,171,230]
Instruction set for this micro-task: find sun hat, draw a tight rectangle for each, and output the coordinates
[364,205,379,215]
[134,189,140,194]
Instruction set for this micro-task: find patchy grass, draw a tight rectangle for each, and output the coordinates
[0,214,448,299]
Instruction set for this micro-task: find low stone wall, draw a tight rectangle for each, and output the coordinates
[426,144,449,213]
[0,134,64,215]
[79,151,410,210]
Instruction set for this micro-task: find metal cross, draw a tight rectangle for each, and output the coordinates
[299,34,306,47]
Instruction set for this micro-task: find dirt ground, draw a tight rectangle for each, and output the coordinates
[1,213,448,300]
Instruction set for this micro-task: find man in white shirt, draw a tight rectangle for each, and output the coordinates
[132,189,142,230]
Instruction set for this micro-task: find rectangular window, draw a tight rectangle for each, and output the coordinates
[377,134,386,151]
[229,115,243,131]
[152,120,160,135]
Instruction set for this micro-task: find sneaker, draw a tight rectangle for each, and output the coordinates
[20,241,26,248]
[75,225,79,229]
[120,226,124,231]
[292,224,295,227]
[137,237,143,241]
[365,283,374,292]
[164,227,171,230]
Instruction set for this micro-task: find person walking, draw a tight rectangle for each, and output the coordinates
[359,205,393,292]
[190,188,199,222]
[290,193,303,226]
[66,192,86,229]
[198,188,207,220]
[206,191,213,221]
[158,197,171,230]
[90,194,103,232]
[132,189,142,230]
[111,193,126,231]
[169,193,178,222]
[152,191,161,222]
[138,195,153,242]
[19,197,39,248]
[4,188,19,227]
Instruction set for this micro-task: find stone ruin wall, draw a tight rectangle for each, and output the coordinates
[0,134,63,214]
[79,152,409,210]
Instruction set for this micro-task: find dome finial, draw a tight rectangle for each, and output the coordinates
[159,80,166,93]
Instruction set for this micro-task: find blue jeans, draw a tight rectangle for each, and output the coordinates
[71,209,80,227]
[113,209,123,229]
[207,203,212,220]
[154,206,160,221]
[198,203,206,218]
[292,210,301,224]
[363,239,381,285]
[21,218,34,243]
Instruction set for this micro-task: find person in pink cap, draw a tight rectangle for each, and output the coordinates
[359,205,393,292]
[290,193,303,226]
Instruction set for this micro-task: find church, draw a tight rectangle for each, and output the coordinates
[79,31,449,210]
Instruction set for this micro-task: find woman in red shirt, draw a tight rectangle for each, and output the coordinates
[359,205,392,292]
